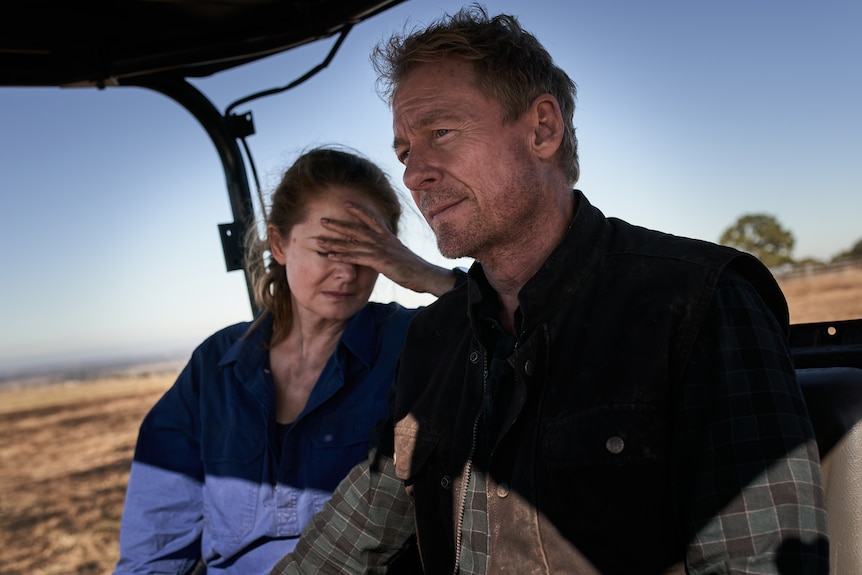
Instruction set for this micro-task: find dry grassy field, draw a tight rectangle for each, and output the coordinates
[778,266,862,324]
[1,267,860,575]
[0,376,174,575]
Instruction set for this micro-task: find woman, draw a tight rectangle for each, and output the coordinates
[113,147,459,574]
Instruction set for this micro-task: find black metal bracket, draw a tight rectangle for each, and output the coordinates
[218,222,246,272]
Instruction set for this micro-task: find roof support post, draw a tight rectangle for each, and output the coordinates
[125,76,260,315]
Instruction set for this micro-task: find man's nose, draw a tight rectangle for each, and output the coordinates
[402,145,439,192]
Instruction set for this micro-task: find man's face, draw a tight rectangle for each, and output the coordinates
[392,57,541,261]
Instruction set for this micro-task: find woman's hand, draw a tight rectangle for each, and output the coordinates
[317,201,457,297]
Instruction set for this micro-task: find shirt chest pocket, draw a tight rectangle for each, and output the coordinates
[304,406,390,490]
[308,405,385,449]
[543,404,670,468]
[201,427,265,544]
[202,427,265,466]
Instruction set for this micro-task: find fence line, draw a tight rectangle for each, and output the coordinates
[772,257,862,281]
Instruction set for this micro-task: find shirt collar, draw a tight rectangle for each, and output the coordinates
[466,190,612,332]
[338,304,376,370]
[218,305,377,379]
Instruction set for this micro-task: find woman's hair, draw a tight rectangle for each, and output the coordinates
[371,3,579,185]
[244,146,402,345]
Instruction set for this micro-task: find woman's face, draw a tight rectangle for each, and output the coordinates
[272,186,383,325]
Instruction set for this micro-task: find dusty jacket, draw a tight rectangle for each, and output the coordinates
[389,191,823,573]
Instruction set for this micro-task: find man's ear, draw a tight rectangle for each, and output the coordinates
[269,224,287,265]
[530,93,564,160]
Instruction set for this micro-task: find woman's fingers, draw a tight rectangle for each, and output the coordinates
[343,201,379,225]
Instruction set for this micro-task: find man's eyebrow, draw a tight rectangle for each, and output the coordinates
[393,109,463,150]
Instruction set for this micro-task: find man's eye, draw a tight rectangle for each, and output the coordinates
[397,150,410,163]
[316,251,331,257]
[434,129,450,138]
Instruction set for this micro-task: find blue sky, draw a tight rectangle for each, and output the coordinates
[1,0,860,373]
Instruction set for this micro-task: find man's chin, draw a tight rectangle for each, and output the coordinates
[436,236,471,260]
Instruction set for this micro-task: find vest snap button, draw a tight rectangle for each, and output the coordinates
[469,351,480,363]
[524,360,534,376]
[496,483,510,498]
[606,436,625,454]
[440,476,451,489]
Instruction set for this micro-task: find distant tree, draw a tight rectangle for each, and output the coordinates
[719,213,795,268]
[832,238,862,262]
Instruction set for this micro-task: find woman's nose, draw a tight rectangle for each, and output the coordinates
[331,260,357,281]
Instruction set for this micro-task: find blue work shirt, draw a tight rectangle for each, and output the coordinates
[113,302,417,575]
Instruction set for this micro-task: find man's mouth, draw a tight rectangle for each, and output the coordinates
[426,198,462,220]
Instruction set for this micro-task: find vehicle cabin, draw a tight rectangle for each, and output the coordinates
[1,1,859,572]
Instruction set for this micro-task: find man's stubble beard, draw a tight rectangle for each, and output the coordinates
[432,183,539,263]
[425,149,539,262]
[433,216,474,260]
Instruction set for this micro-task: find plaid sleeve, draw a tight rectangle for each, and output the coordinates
[681,268,829,574]
[269,446,416,575]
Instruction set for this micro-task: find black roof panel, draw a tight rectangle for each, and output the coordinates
[0,0,406,87]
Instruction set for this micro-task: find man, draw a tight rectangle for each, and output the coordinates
[271,5,829,574]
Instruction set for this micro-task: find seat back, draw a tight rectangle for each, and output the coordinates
[797,367,862,574]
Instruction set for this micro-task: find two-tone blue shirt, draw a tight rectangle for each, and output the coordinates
[113,302,417,574]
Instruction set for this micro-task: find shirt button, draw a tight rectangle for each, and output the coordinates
[523,360,534,376]
[440,476,452,489]
[496,483,510,498]
[469,351,480,363]
[606,436,625,454]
